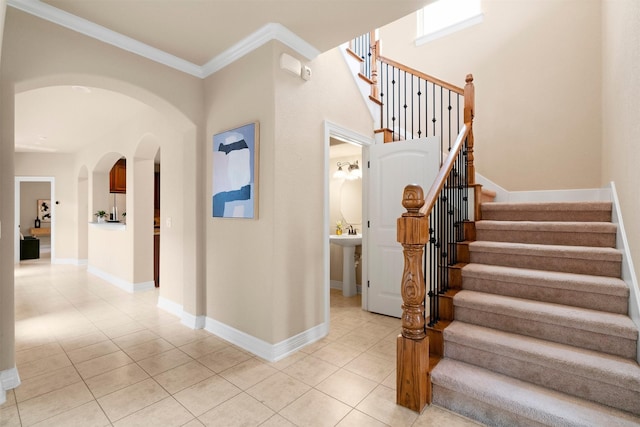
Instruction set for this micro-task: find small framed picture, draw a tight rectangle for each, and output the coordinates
[37,199,52,223]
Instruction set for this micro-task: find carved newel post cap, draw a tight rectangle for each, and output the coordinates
[402,185,425,216]
[466,74,474,84]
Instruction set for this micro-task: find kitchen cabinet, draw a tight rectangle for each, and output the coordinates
[110,158,126,193]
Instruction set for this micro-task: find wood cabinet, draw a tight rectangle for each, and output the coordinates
[110,158,126,193]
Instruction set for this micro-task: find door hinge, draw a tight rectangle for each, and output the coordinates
[367,280,370,288]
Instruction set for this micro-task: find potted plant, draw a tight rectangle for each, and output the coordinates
[121,211,126,224]
[94,210,107,223]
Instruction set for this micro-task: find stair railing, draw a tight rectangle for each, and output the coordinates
[396,75,475,412]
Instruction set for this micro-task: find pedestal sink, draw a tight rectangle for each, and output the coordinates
[329,234,362,297]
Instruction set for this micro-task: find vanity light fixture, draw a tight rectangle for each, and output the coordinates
[334,160,361,180]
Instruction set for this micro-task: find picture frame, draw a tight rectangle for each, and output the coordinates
[212,122,259,219]
[37,199,52,223]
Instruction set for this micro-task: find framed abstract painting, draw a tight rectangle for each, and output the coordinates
[212,122,259,219]
[37,199,52,223]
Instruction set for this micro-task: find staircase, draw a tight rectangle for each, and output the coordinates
[431,201,640,426]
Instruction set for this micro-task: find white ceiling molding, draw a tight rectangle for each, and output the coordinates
[8,0,205,78]
[8,0,321,80]
[201,23,320,77]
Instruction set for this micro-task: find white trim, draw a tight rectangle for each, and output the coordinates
[181,312,205,330]
[7,1,320,79]
[503,187,611,203]
[87,265,154,293]
[324,121,374,314]
[475,173,509,202]
[202,23,320,77]
[205,316,328,362]
[157,296,183,318]
[1,367,21,402]
[416,13,484,46]
[89,222,126,231]
[52,257,87,266]
[609,182,640,363]
[330,279,343,290]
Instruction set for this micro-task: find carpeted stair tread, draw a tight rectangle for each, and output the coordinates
[469,241,622,277]
[443,322,640,413]
[461,264,629,313]
[475,220,616,247]
[431,359,640,427]
[454,290,637,340]
[481,201,612,222]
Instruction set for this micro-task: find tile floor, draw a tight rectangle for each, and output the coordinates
[1,258,482,426]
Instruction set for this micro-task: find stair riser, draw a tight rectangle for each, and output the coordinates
[476,229,615,248]
[462,277,628,314]
[432,385,546,427]
[469,252,621,278]
[454,306,637,359]
[444,342,640,415]
[481,210,611,222]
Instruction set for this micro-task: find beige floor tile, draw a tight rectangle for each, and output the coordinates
[122,338,175,361]
[0,403,21,427]
[219,358,278,390]
[58,331,109,352]
[198,393,273,427]
[75,350,134,379]
[283,355,339,387]
[153,326,210,348]
[197,346,252,373]
[179,336,229,359]
[153,360,214,394]
[336,330,381,352]
[137,348,193,376]
[356,385,418,427]
[181,419,205,427]
[15,342,64,365]
[311,341,363,367]
[112,396,194,427]
[336,409,388,427]
[100,322,146,339]
[367,336,398,361]
[382,370,396,390]
[344,352,394,383]
[260,414,297,427]
[97,378,169,422]
[14,365,81,402]
[17,381,94,426]
[316,369,378,407]
[266,351,306,371]
[1,390,16,407]
[413,405,484,426]
[279,389,351,427]
[17,353,72,381]
[111,329,159,349]
[246,372,310,412]
[298,338,330,354]
[85,363,150,398]
[173,375,241,416]
[66,340,120,364]
[30,401,110,427]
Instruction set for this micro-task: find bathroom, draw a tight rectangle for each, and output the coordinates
[329,138,363,296]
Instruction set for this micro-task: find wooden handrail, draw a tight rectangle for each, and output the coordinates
[419,124,470,216]
[378,55,464,95]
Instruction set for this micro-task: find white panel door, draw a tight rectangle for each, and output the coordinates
[367,137,440,318]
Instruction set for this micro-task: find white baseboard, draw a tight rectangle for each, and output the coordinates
[87,266,154,293]
[157,296,183,318]
[205,316,328,362]
[53,258,88,266]
[609,182,640,364]
[1,367,21,404]
[330,280,342,290]
[181,312,205,329]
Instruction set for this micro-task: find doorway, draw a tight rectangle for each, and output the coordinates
[14,177,55,264]
[324,122,373,321]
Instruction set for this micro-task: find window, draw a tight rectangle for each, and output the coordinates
[416,0,483,45]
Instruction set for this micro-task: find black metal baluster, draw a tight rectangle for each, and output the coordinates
[417,78,422,138]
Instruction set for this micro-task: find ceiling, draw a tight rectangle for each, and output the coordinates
[11,0,429,153]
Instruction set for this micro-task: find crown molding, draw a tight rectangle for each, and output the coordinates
[201,23,321,77]
[8,0,321,80]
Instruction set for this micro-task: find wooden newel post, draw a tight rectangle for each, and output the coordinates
[396,184,430,412]
[464,74,475,186]
[370,32,380,100]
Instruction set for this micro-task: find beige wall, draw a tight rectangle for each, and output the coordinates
[601,0,640,283]
[380,0,603,191]
[205,42,373,344]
